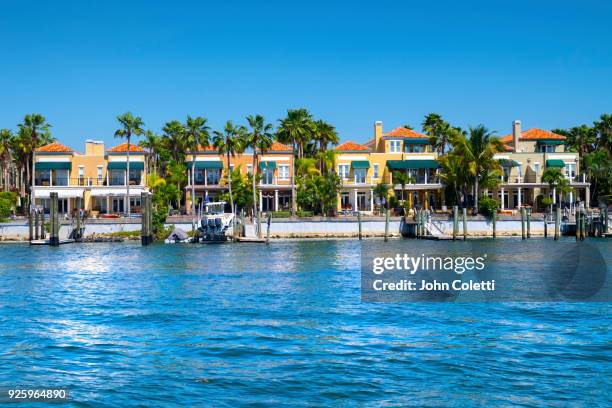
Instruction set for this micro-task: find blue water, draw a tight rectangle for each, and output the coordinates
[0,239,610,407]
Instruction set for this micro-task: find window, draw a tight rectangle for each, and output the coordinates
[262,168,274,184]
[373,164,379,179]
[207,169,220,185]
[78,166,84,178]
[405,144,425,153]
[354,168,366,184]
[339,164,350,180]
[538,144,555,153]
[97,166,103,180]
[532,163,540,174]
[389,140,401,153]
[229,164,234,172]
[247,164,253,174]
[278,165,289,180]
[565,163,576,179]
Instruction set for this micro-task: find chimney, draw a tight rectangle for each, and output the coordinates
[85,139,105,156]
[512,120,521,153]
[374,121,383,151]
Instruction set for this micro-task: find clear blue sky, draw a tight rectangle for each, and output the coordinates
[1,0,610,149]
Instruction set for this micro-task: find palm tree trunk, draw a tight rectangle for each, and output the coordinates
[252,146,260,236]
[30,138,35,209]
[291,138,297,216]
[227,152,234,215]
[126,135,131,217]
[191,154,196,230]
[474,176,479,213]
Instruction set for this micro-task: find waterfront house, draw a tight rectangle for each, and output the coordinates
[185,141,294,213]
[32,140,148,216]
[335,121,443,213]
[491,120,590,211]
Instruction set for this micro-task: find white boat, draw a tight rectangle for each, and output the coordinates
[194,201,235,243]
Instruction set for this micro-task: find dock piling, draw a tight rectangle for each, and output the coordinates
[462,207,467,240]
[40,208,45,239]
[34,209,39,240]
[521,208,526,240]
[384,209,390,242]
[452,206,458,240]
[49,192,59,246]
[554,207,560,240]
[526,208,531,239]
[357,210,362,240]
[266,213,272,244]
[492,210,496,239]
[28,209,33,241]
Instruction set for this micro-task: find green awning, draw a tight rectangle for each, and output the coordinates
[107,161,144,170]
[546,159,565,168]
[186,161,223,169]
[386,160,440,170]
[403,138,429,145]
[351,160,370,169]
[498,159,520,167]
[35,162,71,170]
[259,161,276,170]
[537,140,564,145]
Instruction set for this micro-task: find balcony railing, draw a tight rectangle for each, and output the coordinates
[34,177,144,187]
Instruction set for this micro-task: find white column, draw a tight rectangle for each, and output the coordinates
[585,187,590,208]
[125,170,127,186]
[552,187,556,204]
[501,188,505,210]
[204,169,208,186]
[106,196,111,213]
[354,189,358,211]
[517,187,522,208]
[569,191,573,213]
[370,189,374,211]
[274,190,279,211]
[259,190,263,212]
[424,170,428,184]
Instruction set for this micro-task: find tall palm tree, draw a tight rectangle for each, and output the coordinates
[594,113,612,152]
[312,120,339,174]
[422,113,446,155]
[245,115,273,234]
[162,120,186,163]
[277,109,314,215]
[0,129,12,191]
[566,125,596,157]
[450,125,504,213]
[184,116,210,221]
[139,130,161,175]
[213,121,246,215]
[392,171,410,203]
[18,114,51,208]
[542,168,566,211]
[114,112,144,217]
[582,148,611,204]
[438,154,467,207]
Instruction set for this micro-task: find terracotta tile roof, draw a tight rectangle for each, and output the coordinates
[384,127,429,138]
[268,141,292,151]
[500,128,566,143]
[196,145,217,152]
[36,142,74,153]
[335,141,370,151]
[108,142,146,153]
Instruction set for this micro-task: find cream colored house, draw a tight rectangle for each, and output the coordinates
[491,120,589,211]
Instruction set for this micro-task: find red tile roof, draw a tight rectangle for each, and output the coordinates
[36,142,74,153]
[108,142,146,153]
[384,127,429,138]
[268,141,292,151]
[334,141,370,151]
[500,128,566,143]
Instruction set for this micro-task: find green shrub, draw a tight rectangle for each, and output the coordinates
[0,198,11,221]
[478,196,499,217]
[271,211,292,218]
[297,210,313,217]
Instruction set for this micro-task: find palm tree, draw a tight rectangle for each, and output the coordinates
[373,182,390,211]
[213,121,246,215]
[450,125,504,213]
[594,113,612,152]
[566,125,596,157]
[139,130,161,175]
[245,115,273,235]
[392,171,410,203]
[582,148,611,204]
[184,116,210,223]
[542,168,565,211]
[18,114,51,208]
[312,120,339,173]
[0,129,12,191]
[422,113,447,155]
[277,109,314,215]
[114,112,144,217]
[162,120,186,163]
[438,154,467,207]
